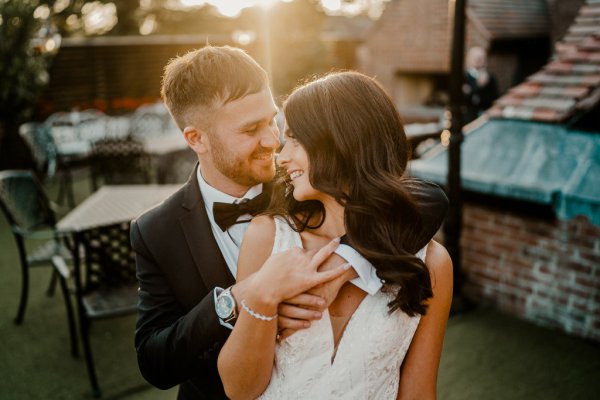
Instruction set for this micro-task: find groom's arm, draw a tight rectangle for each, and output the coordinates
[132,219,229,390]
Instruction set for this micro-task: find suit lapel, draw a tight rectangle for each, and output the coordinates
[179,165,235,291]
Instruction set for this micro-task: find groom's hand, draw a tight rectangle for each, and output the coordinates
[277,253,357,340]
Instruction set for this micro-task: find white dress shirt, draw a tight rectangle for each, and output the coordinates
[197,167,261,278]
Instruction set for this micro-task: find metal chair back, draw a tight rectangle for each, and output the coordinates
[0,170,56,234]
[19,123,59,178]
[129,111,170,139]
[90,137,151,189]
[79,222,137,291]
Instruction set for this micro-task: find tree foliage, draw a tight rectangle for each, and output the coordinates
[0,0,55,125]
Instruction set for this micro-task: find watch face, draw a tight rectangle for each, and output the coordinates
[216,294,234,319]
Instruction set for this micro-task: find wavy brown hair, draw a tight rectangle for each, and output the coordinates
[269,71,432,316]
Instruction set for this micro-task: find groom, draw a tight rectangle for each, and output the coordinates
[131,46,448,400]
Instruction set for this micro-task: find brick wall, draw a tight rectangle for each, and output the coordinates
[360,0,453,92]
[459,202,600,341]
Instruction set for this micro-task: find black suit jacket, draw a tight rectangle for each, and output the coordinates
[132,166,448,400]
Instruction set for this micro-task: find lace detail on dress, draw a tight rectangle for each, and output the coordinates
[258,218,426,400]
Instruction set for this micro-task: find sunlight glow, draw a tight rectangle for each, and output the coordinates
[82,1,117,35]
[140,15,157,35]
[54,0,71,14]
[180,0,207,7]
[178,0,290,17]
[33,5,51,20]
[232,30,257,45]
[321,0,341,13]
[176,0,390,18]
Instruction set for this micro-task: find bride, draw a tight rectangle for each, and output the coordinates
[217,71,452,399]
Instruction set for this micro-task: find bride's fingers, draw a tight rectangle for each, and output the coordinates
[278,316,311,331]
[309,237,341,270]
[312,262,351,286]
[282,293,326,310]
[278,328,297,340]
[278,303,323,321]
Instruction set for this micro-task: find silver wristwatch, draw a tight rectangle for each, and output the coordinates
[215,287,238,323]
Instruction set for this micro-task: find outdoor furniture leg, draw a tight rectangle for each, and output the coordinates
[57,270,79,358]
[14,236,29,325]
[46,268,58,297]
[58,169,76,208]
[73,234,101,397]
[81,317,101,397]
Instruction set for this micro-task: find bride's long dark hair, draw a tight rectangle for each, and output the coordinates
[268,71,433,316]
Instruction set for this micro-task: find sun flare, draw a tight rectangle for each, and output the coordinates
[179,0,341,17]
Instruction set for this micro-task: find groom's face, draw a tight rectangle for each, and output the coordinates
[203,88,280,190]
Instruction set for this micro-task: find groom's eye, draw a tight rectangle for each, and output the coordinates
[243,125,258,134]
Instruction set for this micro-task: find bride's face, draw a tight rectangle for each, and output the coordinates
[276,125,320,202]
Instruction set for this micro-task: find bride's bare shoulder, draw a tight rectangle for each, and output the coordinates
[237,215,276,279]
[425,240,453,291]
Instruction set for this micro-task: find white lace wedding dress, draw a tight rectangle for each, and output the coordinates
[257,217,427,400]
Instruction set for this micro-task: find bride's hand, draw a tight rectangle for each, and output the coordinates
[243,238,350,317]
[277,254,358,340]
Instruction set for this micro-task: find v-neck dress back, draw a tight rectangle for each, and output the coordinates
[257,217,425,399]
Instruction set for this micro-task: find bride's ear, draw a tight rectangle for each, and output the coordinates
[183,126,209,154]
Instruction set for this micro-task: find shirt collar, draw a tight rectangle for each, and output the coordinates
[196,167,263,214]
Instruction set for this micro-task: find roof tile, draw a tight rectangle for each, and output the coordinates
[487,0,600,123]
[468,0,549,39]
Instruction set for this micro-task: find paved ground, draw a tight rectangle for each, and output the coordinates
[0,177,598,399]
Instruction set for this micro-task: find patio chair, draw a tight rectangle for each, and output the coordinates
[20,121,85,208]
[19,122,57,178]
[89,137,152,190]
[128,110,172,139]
[52,221,138,397]
[44,110,106,206]
[0,171,78,354]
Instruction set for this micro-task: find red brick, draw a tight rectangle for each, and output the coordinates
[474,225,508,238]
[504,256,533,270]
[470,269,501,282]
[538,264,554,275]
[565,261,592,274]
[579,250,600,265]
[575,277,600,289]
[522,247,555,263]
[559,285,591,299]
[511,269,536,283]
[573,301,592,313]
[511,232,539,246]
[467,208,493,223]
[540,239,570,254]
[503,279,534,294]
[569,235,597,249]
[469,247,502,262]
[499,218,525,231]
[581,223,600,237]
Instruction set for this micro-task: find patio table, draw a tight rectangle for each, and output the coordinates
[57,184,180,233]
[55,184,180,395]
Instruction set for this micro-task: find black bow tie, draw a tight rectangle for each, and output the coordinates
[213,192,270,231]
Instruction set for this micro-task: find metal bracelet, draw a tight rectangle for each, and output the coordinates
[241,299,278,321]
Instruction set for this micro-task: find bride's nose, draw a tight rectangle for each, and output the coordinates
[276,143,291,167]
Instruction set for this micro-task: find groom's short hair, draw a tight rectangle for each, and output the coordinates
[161,45,269,130]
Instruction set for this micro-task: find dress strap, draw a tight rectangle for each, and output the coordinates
[415,242,429,262]
[272,216,303,254]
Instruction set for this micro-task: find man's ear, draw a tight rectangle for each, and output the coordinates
[183,126,209,154]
